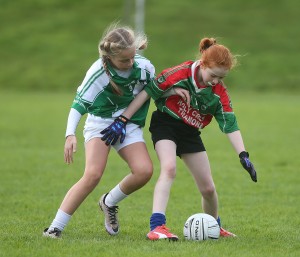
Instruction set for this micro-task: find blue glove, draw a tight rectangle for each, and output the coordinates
[239,151,257,182]
[100,115,128,146]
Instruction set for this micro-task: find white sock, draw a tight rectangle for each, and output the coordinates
[49,209,72,231]
[105,184,128,207]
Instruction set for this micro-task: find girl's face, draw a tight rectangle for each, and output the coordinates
[200,66,229,86]
[109,47,136,71]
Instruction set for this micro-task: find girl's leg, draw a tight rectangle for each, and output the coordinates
[117,142,153,194]
[152,140,177,214]
[147,139,179,240]
[46,138,110,234]
[99,142,152,235]
[182,151,236,237]
[181,151,218,218]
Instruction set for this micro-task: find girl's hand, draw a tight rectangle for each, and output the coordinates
[174,88,190,107]
[100,115,128,146]
[239,151,257,182]
[64,135,77,164]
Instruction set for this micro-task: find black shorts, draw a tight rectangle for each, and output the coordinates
[149,110,206,157]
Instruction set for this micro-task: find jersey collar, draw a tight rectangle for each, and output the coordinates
[191,61,208,93]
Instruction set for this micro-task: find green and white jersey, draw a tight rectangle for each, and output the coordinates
[71,54,155,127]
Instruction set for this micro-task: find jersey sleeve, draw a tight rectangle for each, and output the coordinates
[71,93,90,115]
[144,70,179,100]
[146,62,155,79]
[65,108,82,137]
[144,61,192,100]
[133,60,156,96]
[130,60,154,126]
[144,77,167,100]
[71,60,108,115]
[214,85,239,133]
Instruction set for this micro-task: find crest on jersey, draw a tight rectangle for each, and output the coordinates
[157,75,166,84]
[201,105,207,111]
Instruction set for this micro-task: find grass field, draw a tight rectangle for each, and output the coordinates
[1,0,300,256]
[0,91,299,257]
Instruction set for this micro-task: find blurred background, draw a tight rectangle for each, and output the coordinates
[1,0,299,93]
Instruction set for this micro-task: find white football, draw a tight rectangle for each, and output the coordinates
[183,213,220,241]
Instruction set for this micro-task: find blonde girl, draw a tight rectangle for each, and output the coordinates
[43,24,155,238]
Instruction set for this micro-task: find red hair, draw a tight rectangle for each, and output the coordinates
[199,38,237,70]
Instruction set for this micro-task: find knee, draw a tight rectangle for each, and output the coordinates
[132,161,153,181]
[83,166,103,187]
[161,162,177,180]
[201,184,216,199]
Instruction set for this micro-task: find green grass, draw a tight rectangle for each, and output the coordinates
[0,91,299,257]
[0,0,299,256]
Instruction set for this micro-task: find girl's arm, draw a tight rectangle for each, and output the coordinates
[122,88,190,119]
[100,87,190,145]
[100,90,150,146]
[226,130,245,155]
[64,108,82,164]
[122,90,150,119]
[226,130,258,182]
